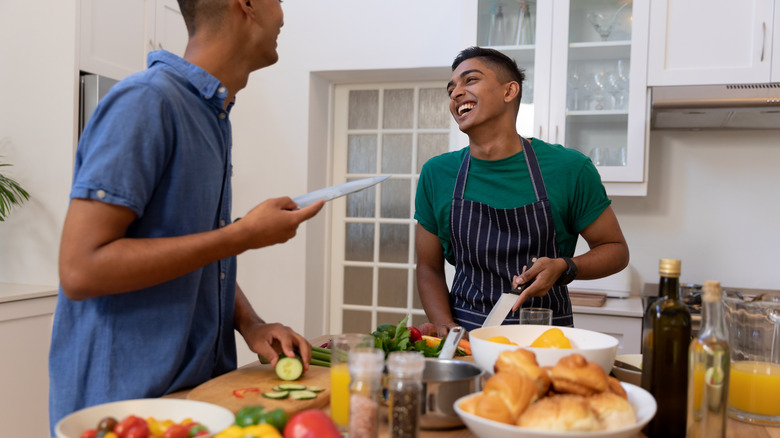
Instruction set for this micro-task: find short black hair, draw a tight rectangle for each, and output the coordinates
[177,0,227,37]
[452,46,526,101]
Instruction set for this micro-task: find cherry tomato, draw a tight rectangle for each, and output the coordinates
[282,410,340,438]
[125,422,150,438]
[162,424,190,438]
[81,430,98,438]
[409,326,423,343]
[114,415,146,438]
[186,423,209,437]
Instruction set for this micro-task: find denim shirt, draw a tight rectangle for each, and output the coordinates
[49,51,237,432]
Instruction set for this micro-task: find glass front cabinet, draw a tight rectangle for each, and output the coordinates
[472,0,650,196]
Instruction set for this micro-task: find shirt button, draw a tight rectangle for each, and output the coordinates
[219,113,226,120]
[218,87,226,94]
[220,219,226,227]
[220,272,226,280]
[96,189,106,199]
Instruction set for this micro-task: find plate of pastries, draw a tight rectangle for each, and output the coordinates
[454,349,656,438]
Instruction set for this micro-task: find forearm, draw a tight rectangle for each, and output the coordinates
[417,265,455,327]
[571,241,629,281]
[234,283,265,335]
[60,222,251,300]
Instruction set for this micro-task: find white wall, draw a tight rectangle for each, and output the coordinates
[612,129,780,291]
[0,0,76,285]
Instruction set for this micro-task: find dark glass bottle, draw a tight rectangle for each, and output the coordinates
[641,258,691,438]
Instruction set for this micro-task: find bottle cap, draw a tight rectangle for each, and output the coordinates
[659,258,681,277]
[702,280,722,302]
[387,351,425,378]
[348,348,385,378]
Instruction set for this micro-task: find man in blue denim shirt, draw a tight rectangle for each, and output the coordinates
[49,0,323,431]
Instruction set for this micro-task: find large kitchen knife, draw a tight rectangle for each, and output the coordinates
[292,175,390,209]
[481,257,537,328]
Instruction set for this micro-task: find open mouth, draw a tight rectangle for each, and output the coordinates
[457,102,475,116]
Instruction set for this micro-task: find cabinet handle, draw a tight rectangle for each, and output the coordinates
[158,42,164,50]
[538,125,543,139]
[555,125,559,144]
[149,39,154,50]
[761,22,767,62]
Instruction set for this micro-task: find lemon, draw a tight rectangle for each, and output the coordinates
[487,335,517,345]
[530,328,573,349]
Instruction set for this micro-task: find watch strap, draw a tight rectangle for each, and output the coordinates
[556,257,577,286]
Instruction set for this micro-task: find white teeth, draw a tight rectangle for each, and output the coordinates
[458,103,475,115]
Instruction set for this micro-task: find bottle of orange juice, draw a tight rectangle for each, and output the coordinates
[687,280,729,438]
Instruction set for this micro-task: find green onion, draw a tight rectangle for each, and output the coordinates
[310,358,331,368]
[311,349,331,363]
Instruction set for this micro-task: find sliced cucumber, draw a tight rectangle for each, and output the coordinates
[289,390,318,401]
[307,386,326,393]
[262,391,290,399]
[275,356,304,381]
[277,383,307,391]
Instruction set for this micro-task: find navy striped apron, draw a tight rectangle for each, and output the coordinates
[449,138,574,330]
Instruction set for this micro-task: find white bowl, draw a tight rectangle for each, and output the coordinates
[454,382,656,438]
[612,354,642,386]
[469,326,619,375]
[55,398,235,438]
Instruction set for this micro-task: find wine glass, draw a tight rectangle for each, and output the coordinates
[605,70,627,110]
[586,12,614,41]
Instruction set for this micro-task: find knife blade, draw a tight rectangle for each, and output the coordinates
[292,175,390,209]
[481,257,537,328]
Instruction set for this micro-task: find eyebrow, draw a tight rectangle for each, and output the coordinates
[447,68,485,90]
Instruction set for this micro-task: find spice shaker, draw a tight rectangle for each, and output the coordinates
[387,351,425,438]
[348,348,384,438]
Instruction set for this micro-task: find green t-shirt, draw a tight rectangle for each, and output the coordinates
[414,138,610,265]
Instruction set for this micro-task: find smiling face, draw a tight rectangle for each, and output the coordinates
[446,57,519,134]
[246,0,285,69]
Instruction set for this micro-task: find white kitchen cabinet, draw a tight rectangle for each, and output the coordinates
[0,284,58,438]
[476,0,650,196]
[648,0,779,86]
[80,0,187,80]
[572,297,644,355]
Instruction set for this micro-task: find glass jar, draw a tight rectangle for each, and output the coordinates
[348,348,384,438]
[387,351,425,438]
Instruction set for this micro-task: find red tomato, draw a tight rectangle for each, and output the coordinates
[114,415,146,438]
[418,322,437,336]
[80,430,98,438]
[162,424,190,438]
[283,410,340,438]
[409,326,423,343]
[124,422,150,438]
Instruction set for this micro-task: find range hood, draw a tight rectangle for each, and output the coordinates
[651,83,780,130]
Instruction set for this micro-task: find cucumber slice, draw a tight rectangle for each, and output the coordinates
[272,385,284,392]
[262,391,290,399]
[275,357,304,381]
[307,386,326,393]
[277,383,307,391]
[289,390,318,401]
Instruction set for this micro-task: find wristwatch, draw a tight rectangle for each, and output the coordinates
[556,257,577,286]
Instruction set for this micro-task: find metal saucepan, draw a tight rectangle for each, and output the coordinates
[421,358,483,429]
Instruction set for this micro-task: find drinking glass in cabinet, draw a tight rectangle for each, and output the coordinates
[585,0,632,42]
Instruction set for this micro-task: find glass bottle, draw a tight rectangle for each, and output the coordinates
[641,258,691,438]
[387,351,425,438]
[348,348,384,438]
[514,0,534,45]
[687,280,729,438]
[488,3,506,46]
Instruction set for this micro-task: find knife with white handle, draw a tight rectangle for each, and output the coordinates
[481,257,537,328]
[292,175,390,209]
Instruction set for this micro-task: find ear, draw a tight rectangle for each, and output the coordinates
[239,0,254,17]
[504,81,521,103]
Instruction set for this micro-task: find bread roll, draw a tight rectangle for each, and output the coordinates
[550,353,608,396]
[606,375,628,399]
[517,394,601,431]
[588,392,637,430]
[494,348,551,396]
[465,393,515,424]
[483,371,539,420]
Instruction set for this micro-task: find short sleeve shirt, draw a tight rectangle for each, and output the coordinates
[414,138,611,265]
[49,51,238,432]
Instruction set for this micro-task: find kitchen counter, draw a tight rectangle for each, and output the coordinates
[0,282,58,303]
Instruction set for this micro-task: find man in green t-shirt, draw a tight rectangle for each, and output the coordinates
[414,47,629,335]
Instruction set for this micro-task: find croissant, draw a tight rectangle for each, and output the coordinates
[517,394,601,431]
[493,348,551,397]
[482,371,539,421]
[588,391,636,430]
[550,353,608,396]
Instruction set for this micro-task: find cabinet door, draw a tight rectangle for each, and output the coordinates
[773,2,780,82]
[549,0,649,188]
[153,0,188,57]
[647,0,775,86]
[80,0,148,79]
[476,0,555,143]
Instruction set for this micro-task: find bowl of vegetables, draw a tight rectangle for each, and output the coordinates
[55,398,234,438]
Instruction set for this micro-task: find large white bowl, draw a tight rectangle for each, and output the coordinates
[469,326,619,375]
[454,382,656,438]
[55,398,235,438]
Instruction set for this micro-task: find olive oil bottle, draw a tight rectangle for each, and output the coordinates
[687,280,729,438]
[641,258,691,438]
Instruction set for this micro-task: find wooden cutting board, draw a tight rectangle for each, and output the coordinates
[186,362,330,416]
